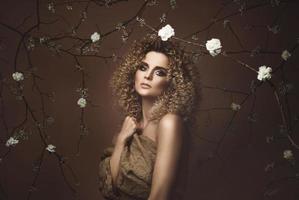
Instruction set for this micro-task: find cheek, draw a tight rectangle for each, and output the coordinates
[134,71,141,82]
[155,79,169,91]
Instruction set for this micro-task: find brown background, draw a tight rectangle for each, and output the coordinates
[0,0,299,200]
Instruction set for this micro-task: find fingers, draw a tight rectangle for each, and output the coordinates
[130,117,137,131]
[122,116,138,133]
[126,116,137,125]
[125,116,135,121]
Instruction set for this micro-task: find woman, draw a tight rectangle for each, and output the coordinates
[98,33,201,200]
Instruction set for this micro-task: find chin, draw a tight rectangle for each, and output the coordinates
[136,88,160,98]
[137,92,156,98]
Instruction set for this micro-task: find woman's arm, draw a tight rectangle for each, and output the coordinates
[148,113,184,200]
[110,116,138,187]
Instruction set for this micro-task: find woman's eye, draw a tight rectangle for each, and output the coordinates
[155,70,167,77]
[138,65,147,71]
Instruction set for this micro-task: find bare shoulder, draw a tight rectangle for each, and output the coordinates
[156,113,184,141]
[158,113,184,129]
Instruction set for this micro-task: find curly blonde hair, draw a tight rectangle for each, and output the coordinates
[109,33,202,129]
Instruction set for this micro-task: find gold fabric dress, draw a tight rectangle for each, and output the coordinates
[98,132,190,200]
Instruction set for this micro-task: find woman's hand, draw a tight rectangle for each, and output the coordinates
[110,116,139,188]
[116,116,139,145]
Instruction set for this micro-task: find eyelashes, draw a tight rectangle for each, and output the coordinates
[155,70,167,77]
[137,64,147,71]
[137,64,167,77]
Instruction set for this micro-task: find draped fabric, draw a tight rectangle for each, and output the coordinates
[98,131,190,200]
[98,133,156,200]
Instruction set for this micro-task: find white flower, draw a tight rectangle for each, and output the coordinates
[6,137,19,147]
[257,65,272,81]
[136,16,145,27]
[267,25,280,34]
[77,97,87,108]
[223,20,230,28]
[170,0,176,9]
[281,50,291,61]
[159,13,167,23]
[66,5,73,10]
[231,102,241,111]
[48,2,55,13]
[158,24,175,41]
[283,149,293,160]
[191,35,199,41]
[90,32,100,43]
[46,144,56,153]
[12,72,24,81]
[39,37,46,44]
[206,38,222,57]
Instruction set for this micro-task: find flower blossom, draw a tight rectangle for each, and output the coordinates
[6,137,19,147]
[91,32,100,43]
[12,72,24,82]
[281,50,291,61]
[48,2,55,13]
[257,65,272,81]
[136,16,145,27]
[158,24,175,41]
[267,25,280,34]
[46,144,56,153]
[160,13,167,23]
[283,149,293,160]
[77,97,87,108]
[206,38,222,57]
[231,102,241,111]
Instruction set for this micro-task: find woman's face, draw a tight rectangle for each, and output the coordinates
[134,51,170,98]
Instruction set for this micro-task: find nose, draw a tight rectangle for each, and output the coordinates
[144,70,153,80]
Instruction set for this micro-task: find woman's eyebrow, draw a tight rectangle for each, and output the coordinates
[141,61,168,70]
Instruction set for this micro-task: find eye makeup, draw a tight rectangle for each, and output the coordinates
[138,61,168,77]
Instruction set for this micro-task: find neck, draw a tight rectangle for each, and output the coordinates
[141,97,156,126]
